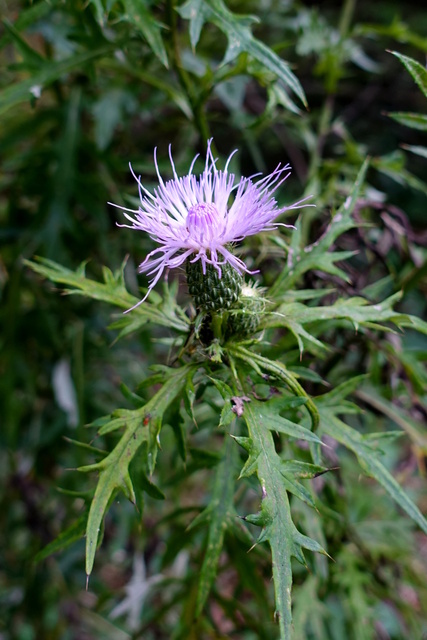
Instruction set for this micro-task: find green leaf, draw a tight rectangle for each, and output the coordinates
[280,465,317,509]
[0,44,116,115]
[2,0,60,35]
[241,402,328,640]
[87,0,108,25]
[356,388,427,450]
[281,460,332,479]
[373,153,427,195]
[92,88,137,151]
[209,376,236,427]
[390,51,427,99]
[265,292,410,336]
[270,158,370,296]
[248,400,323,445]
[401,144,427,159]
[25,257,189,333]
[179,0,307,107]
[81,365,193,577]
[122,0,168,67]
[189,434,242,617]
[388,111,427,131]
[317,387,427,536]
[227,344,320,431]
[2,19,45,68]
[34,512,88,564]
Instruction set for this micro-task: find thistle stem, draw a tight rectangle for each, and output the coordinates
[211,312,224,341]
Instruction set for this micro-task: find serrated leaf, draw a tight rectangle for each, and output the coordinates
[270,158,370,297]
[317,391,427,536]
[122,0,168,67]
[209,377,236,427]
[25,257,189,333]
[388,111,427,131]
[281,460,331,479]
[317,374,367,406]
[63,437,107,457]
[82,365,193,577]
[137,472,165,500]
[373,154,427,195]
[250,400,323,445]
[241,402,328,640]
[356,388,427,450]
[390,51,427,99]
[264,315,328,356]
[265,292,409,336]
[280,468,316,508]
[179,0,307,107]
[119,382,146,407]
[209,376,233,399]
[34,512,88,563]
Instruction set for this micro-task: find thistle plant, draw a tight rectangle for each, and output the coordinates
[27,142,427,640]
[6,0,427,637]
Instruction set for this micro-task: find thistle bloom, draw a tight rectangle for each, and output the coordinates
[111,139,310,309]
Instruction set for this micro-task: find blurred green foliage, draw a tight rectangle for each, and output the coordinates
[1,1,427,639]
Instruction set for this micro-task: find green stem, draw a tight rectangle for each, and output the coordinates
[211,312,223,341]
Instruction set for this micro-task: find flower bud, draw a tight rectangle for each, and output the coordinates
[186,259,243,312]
[225,284,265,338]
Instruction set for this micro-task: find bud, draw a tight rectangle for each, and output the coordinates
[225,284,265,338]
[186,259,243,312]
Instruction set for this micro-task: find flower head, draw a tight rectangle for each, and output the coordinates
[111,139,310,309]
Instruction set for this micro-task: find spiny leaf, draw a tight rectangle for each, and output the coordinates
[209,377,236,427]
[178,0,307,107]
[263,315,329,356]
[248,400,323,445]
[182,371,197,424]
[281,460,332,479]
[279,467,316,509]
[270,158,370,296]
[387,111,427,131]
[390,51,427,99]
[82,365,193,577]
[316,374,367,407]
[241,402,328,640]
[317,392,427,536]
[265,293,410,338]
[356,388,427,451]
[122,0,168,67]
[25,257,189,333]
[402,144,427,159]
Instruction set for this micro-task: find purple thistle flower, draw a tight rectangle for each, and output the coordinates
[110,139,311,310]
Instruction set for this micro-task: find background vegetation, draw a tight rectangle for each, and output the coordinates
[1,1,427,639]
